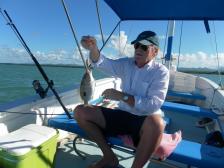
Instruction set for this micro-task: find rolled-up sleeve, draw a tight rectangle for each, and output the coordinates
[134,69,169,115]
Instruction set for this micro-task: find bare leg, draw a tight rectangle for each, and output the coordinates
[74,105,119,168]
[132,114,165,168]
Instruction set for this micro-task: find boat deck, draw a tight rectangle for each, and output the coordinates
[51,98,209,168]
[54,135,186,168]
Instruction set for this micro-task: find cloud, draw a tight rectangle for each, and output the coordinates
[171,51,224,69]
[159,35,166,40]
[0,46,88,65]
[107,31,134,57]
[0,47,32,64]
[95,31,134,58]
[1,32,224,69]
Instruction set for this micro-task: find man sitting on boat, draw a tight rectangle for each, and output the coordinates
[74,31,169,168]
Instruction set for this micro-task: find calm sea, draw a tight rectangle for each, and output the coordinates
[0,63,223,105]
[0,64,108,104]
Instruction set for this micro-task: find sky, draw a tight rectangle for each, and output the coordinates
[0,0,224,69]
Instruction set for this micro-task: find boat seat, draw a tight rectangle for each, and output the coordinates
[161,101,218,119]
[168,139,224,168]
[91,97,217,119]
[48,113,170,136]
[167,90,206,100]
[48,114,224,168]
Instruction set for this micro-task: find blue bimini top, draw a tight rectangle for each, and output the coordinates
[104,0,224,20]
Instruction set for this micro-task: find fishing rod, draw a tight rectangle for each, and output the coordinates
[95,0,105,44]
[60,0,88,71]
[0,9,72,119]
[99,20,121,52]
[61,0,121,59]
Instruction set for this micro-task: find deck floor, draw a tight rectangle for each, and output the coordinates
[53,99,207,168]
[54,136,187,168]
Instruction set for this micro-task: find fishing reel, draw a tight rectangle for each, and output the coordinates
[32,80,53,99]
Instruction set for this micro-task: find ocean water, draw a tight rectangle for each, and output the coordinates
[0,63,223,105]
[0,64,108,104]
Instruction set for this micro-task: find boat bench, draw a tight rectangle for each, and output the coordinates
[161,101,218,119]
[168,139,224,168]
[167,90,206,100]
[90,97,216,119]
[91,97,216,119]
[48,114,224,168]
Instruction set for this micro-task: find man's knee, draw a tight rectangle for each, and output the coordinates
[144,115,164,133]
[74,105,106,128]
[74,104,86,121]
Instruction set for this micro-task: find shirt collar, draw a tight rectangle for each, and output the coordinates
[133,59,154,69]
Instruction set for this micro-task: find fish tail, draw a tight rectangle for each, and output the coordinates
[84,100,88,105]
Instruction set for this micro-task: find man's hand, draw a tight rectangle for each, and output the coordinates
[81,35,100,62]
[81,36,98,51]
[102,89,123,101]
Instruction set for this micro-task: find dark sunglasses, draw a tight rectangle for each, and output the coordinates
[134,43,149,51]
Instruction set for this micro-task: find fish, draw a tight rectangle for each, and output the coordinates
[79,59,95,105]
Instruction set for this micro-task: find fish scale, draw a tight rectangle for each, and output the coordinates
[80,65,95,105]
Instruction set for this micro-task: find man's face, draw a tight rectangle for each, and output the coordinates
[134,42,158,68]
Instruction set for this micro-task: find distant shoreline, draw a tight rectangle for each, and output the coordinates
[180,70,224,75]
[0,63,84,69]
[0,63,223,74]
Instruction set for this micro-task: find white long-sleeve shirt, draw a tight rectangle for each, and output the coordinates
[94,54,169,116]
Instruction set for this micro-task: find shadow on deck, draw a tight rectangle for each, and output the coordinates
[54,138,186,168]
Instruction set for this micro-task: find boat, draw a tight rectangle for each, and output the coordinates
[0,0,224,167]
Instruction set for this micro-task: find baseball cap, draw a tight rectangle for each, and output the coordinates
[131,31,159,47]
